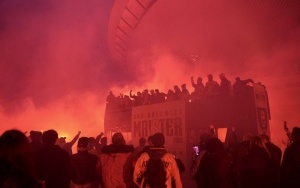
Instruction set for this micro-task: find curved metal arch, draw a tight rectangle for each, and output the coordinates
[107,0,158,63]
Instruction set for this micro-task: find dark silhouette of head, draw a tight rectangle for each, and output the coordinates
[42,129,58,146]
[207,74,213,81]
[0,129,35,174]
[77,137,89,149]
[112,132,125,145]
[151,133,165,147]
[100,137,107,145]
[29,131,42,143]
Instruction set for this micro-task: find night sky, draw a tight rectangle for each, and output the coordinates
[1,0,299,149]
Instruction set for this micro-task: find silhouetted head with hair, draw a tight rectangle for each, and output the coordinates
[0,129,35,175]
[77,137,89,149]
[42,129,58,146]
[100,137,107,145]
[151,133,165,147]
[112,132,125,145]
[207,74,213,81]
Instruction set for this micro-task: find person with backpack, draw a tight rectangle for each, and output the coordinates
[133,133,183,188]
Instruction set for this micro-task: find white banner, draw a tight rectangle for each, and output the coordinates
[131,101,187,161]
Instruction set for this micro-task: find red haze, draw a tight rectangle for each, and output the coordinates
[1,0,300,151]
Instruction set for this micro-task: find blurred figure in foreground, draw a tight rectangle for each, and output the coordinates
[35,129,71,188]
[281,127,300,188]
[239,136,275,188]
[0,129,42,188]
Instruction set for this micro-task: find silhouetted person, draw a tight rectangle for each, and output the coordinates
[87,137,98,157]
[99,132,134,188]
[106,91,117,110]
[95,132,106,155]
[142,89,150,105]
[260,134,282,187]
[130,90,143,106]
[132,137,147,163]
[232,77,253,96]
[194,137,233,188]
[239,136,274,188]
[155,89,166,103]
[29,130,43,153]
[71,137,99,188]
[57,131,81,156]
[205,74,219,97]
[0,129,42,188]
[35,129,71,188]
[173,85,182,100]
[166,89,175,102]
[191,76,205,102]
[219,73,231,97]
[191,76,205,93]
[190,133,212,183]
[149,89,156,104]
[180,83,190,102]
[281,127,300,188]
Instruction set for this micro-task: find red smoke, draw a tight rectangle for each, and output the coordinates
[0,0,300,151]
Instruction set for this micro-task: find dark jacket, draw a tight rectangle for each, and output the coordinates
[0,159,42,188]
[240,147,274,188]
[281,142,300,188]
[71,150,98,185]
[35,145,71,188]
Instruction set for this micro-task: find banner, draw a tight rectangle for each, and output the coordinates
[253,83,270,134]
[131,101,187,162]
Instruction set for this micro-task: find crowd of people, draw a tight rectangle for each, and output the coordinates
[106,73,255,111]
[0,125,300,188]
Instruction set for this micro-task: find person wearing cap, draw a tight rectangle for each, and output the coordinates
[280,127,300,187]
[70,137,99,188]
[99,132,134,188]
[133,133,183,188]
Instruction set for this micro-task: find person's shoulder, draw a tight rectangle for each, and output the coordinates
[102,144,134,154]
[162,153,176,160]
[87,152,99,161]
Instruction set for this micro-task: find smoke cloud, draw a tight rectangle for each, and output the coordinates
[0,0,300,149]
